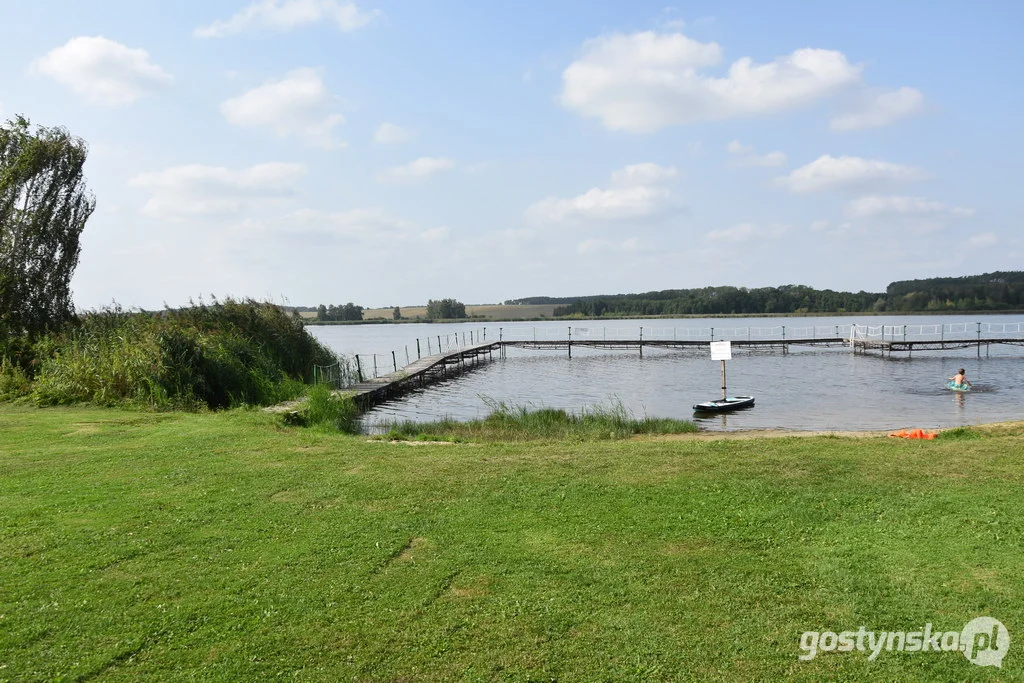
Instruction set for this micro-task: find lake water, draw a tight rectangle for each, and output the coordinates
[308,315,1024,432]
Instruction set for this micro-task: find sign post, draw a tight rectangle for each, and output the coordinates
[710,341,732,400]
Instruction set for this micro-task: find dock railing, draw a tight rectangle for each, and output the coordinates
[850,322,1024,342]
[352,328,493,381]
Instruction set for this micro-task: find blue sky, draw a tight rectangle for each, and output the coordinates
[2,0,1021,309]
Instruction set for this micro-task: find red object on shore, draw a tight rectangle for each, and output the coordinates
[889,428,937,440]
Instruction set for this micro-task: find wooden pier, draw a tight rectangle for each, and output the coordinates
[349,340,501,410]
[853,338,1024,357]
[505,337,846,356]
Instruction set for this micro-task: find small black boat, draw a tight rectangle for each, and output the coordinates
[693,396,755,412]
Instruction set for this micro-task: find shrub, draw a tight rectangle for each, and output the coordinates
[0,358,32,400]
[26,299,348,409]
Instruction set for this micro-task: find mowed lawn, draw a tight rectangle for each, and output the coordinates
[1,407,1022,681]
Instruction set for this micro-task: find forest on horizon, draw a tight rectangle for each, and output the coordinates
[512,271,1024,317]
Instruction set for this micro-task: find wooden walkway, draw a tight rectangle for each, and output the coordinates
[853,337,1024,357]
[505,338,845,356]
[348,340,501,410]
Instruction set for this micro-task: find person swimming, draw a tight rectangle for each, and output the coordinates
[947,368,972,391]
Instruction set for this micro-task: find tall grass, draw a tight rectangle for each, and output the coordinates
[15,299,350,409]
[380,399,699,441]
[300,383,360,433]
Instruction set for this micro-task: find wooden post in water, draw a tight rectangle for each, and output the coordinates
[416,339,421,359]
[568,326,572,358]
[355,355,363,382]
[639,326,643,357]
[721,359,727,400]
[392,351,397,372]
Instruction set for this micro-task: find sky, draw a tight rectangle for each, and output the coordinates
[2,1,1022,310]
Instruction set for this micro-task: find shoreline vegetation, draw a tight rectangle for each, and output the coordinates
[372,400,701,441]
[0,299,350,410]
[294,389,700,440]
[2,405,1021,679]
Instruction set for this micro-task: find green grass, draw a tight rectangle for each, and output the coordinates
[1,406,1022,681]
[379,401,700,442]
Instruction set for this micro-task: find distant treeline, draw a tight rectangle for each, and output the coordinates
[503,296,580,305]
[552,285,885,317]
[316,303,364,321]
[297,271,1024,320]
[886,271,1024,311]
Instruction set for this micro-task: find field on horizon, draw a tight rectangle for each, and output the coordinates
[301,304,560,320]
[1,406,1021,680]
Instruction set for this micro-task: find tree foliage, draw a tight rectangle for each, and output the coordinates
[316,302,363,321]
[426,298,466,319]
[0,116,95,346]
[886,271,1024,311]
[553,285,884,317]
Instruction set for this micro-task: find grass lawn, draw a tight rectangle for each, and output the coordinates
[1,406,1022,681]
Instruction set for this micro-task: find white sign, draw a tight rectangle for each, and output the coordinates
[710,340,732,360]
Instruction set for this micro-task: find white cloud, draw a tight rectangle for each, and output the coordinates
[129,162,306,219]
[706,222,787,242]
[725,140,786,167]
[777,155,928,193]
[278,207,414,239]
[561,31,861,132]
[377,157,456,182]
[578,237,641,254]
[726,141,753,155]
[527,163,682,224]
[846,195,974,218]
[420,226,451,242]
[235,207,445,246]
[967,232,998,248]
[610,162,679,186]
[221,68,344,149]
[831,87,925,131]
[31,36,172,107]
[195,0,380,38]
[374,122,414,144]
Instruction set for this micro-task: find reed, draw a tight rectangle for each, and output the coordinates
[378,399,698,441]
[301,383,361,433]
[19,299,348,409]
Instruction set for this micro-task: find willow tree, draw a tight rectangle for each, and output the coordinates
[0,116,95,346]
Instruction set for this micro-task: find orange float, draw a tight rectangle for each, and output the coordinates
[889,428,937,440]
